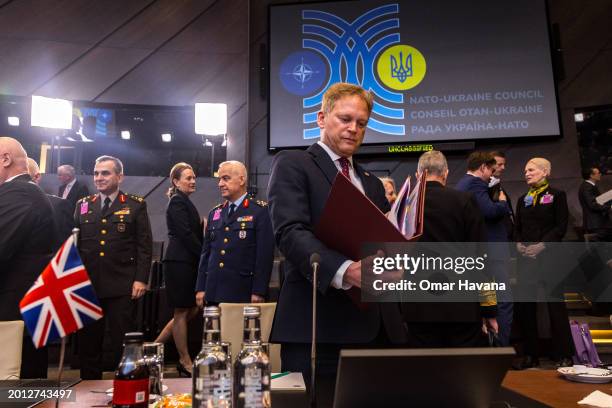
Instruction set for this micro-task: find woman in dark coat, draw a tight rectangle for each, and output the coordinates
[155,162,203,376]
[514,157,574,369]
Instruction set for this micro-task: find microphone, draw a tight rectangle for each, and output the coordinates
[310,253,321,269]
[309,252,320,407]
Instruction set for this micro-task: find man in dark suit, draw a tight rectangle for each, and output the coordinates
[403,150,497,347]
[196,160,274,305]
[58,164,89,209]
[74,155,152,379]
[27,158,74,250]
[579,166,611,240]
[489,151,515,241]
[455,151,512,345]
[267,83,406,401]
[0,137,56,378]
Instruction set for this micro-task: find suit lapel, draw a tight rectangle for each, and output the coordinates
[354,162,375,200]
[308,143,339,185]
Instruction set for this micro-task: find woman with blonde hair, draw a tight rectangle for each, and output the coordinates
[155,162,202,376]
[513,157,573,369]
[380,176,398,204]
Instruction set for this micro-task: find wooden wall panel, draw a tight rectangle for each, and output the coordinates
[0,0,153,44]
[35,47,150,100]
[0,38,89,95]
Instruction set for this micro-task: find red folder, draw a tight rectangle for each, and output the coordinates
[314,174,424,261]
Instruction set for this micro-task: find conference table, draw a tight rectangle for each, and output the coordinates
[11,370,612,407]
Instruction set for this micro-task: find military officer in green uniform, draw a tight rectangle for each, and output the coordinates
[196,161,274,306]
[74,155,152,379]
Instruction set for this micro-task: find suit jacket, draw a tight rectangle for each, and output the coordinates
[515,186,568,243]
[164,190,203,264]
[456,174,511,261]
[578,180,610,232]
[48,194,74,250]
[59,179,89,208]
[489,182,515,241]
[456,174,509,242]
[75,191,153,298]
[0,174,57,320]
[402,181,489,323]
[267,143,406,344]
[196,195,274,302]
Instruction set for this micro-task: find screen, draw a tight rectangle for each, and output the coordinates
[74,106,115,138]
[269,0,561,149]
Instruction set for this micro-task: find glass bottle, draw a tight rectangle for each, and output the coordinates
[193,306,232,408]
[234,306,271,408]
[143,342,164,398]
[112,332,150,408]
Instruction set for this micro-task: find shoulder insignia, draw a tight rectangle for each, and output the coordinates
[255,199,268,207]
[211,203,223,211]
[128,194,144,203]
[78,194,94,204]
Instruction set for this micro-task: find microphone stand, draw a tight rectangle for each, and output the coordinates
[310,255,320,407]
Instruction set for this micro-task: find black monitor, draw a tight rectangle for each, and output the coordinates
[333,347,515,408]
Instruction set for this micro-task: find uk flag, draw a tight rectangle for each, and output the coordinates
[19,235,103,348]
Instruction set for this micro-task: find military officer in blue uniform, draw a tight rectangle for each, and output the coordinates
[196,161,274,305]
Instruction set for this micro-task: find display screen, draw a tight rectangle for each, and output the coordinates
[269,0,561,149]
[74,106,115,138]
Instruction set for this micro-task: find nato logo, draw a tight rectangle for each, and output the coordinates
[279,51,327,96]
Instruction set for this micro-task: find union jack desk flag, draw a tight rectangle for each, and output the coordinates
[19,235,103,348]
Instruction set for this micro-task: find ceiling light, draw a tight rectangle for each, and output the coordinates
[31,95,73,129]
[195,103,227,135]
[7,116,19,126]
[121,130,131,140]
[161,133,172,142]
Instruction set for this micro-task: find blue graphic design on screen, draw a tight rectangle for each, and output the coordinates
[297,3,405,139]
[280,51,327,96]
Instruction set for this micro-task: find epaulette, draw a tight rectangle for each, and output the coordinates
[77,194,95,204]
[255,199,268,207]
[128,194,144,203]
[211,203,223,211]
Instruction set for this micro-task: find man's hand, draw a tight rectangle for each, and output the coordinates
[482,317,499,334]
[131,281,147,299]
[196,291,205,308]
[343,261,362,288]
[251,294,265,303]
[524,242,545,258]
[516,242,527,255]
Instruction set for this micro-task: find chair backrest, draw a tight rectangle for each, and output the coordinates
[0,321,24,380]
[218,303,281,372]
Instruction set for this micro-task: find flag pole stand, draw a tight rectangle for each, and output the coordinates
[55,336,66,408]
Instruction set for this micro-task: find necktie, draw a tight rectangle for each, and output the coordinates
[338,157,351,180]
[102,197,111,214]
[228,203,236,218]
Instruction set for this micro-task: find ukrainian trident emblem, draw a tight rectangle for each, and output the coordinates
[390,51,413,83]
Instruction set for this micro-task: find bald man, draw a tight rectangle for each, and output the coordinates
[27,158,74,249]
[195,160,274,304]
[0,137,56,378]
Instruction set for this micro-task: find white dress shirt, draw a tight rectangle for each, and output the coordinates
[316,141,363,290]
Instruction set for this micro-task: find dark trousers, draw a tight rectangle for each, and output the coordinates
[280,327,393,407]
[78,295,136,379]
[516,302,574,359]
[406,322,486,348]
